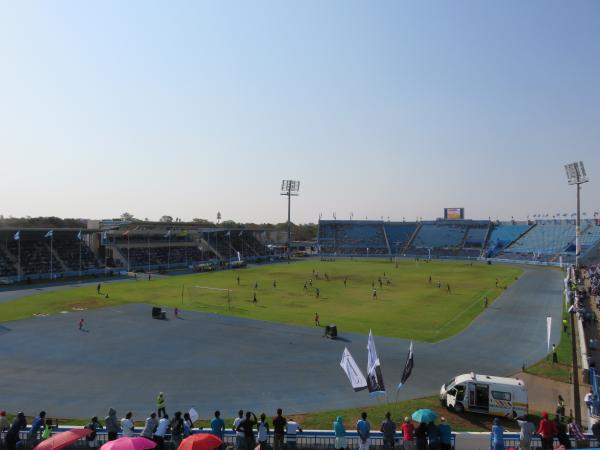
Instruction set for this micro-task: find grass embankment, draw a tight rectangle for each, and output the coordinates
[526,307,572,383]
[0,259,520,342]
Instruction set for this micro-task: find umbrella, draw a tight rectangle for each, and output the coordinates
[411,409,437,423]
[34,428,92,450]
[101,437,156,450]
[178,434,223,450]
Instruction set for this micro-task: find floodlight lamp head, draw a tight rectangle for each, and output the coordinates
[565,161,589,185]
[280,179,300,195]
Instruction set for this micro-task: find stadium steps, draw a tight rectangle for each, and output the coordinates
[480,224,492,257]
[506,223,536,249]
[200,237,222,259]
[382,224,391,254]
[402,223,422,253]
[0,244,20,272]
[49,245,69,272]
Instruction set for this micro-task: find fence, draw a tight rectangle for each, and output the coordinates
[1,428,456,450]
[494,432,599,450]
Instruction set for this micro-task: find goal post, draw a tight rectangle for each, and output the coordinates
[184,285,233,311]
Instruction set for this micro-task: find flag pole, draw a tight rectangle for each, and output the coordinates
[18,234,21,283]
[127,233,130,273]
[79,231,82,278]
[168,231,171,271]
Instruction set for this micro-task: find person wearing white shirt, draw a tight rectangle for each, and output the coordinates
[285,418,303,450]
[233,410,244,450]
[121,412,135,437]
[153,415,170,450]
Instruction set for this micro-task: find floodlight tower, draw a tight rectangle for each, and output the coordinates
[565,161,589,268]
[281,180,300,261]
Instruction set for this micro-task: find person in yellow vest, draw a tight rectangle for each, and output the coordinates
[157,392,166,418]
[41,421,53,440]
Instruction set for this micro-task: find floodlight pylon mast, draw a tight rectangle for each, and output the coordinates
[565,161,589,268]
[280,180,300,261]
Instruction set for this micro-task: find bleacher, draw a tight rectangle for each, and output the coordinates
[384,223,418,254]
[504,222,575,254]
[486,222,531,256]
[317,221,388,255]
[411,223,467,249]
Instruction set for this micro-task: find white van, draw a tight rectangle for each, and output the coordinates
[440,373,528,418]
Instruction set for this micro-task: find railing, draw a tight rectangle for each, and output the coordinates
[2,428,456,450]
[492,432,599,450]
[590,367,600,416]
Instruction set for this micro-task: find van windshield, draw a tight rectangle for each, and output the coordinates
[445,378,455,390]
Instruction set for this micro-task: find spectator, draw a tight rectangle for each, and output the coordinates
[0,411,9,445]
[153,414,170,450]
[105,408,121,441]
[356,412,371,450]
[556,395,566,422]
[121,412,135,437]
[438,417,452,450]
[156,392,167,418]
[516,416,535,450]
[272,409,287,450]
[427,421,440,450]
[236,411,257,450]
[29,410,46,446]
[5,412,26,450]
[257,414,269,450]
[491,418,505,450]
[380,412,396,450]
[85,416,103,449]
[592,419,600,442]
[183,412,193,438]
[285,417,302,450]
[537,412,556,450]
[211,411,225,442]
[414,422,428,450]
[567,418,587,448]
[585,390,595,415]
[554,417,571,449]
[333,416,347,450]
[41,420,53,440]
[141,413,158,440]
[233,410,245,450]
[170,411,184,448]
[401,417,415,450]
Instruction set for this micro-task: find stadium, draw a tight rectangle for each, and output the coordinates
[2,2,600,450]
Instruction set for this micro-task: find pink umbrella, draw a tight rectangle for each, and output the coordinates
[178,434,223,450]
[34,428,92,450]
[101,437,157,450]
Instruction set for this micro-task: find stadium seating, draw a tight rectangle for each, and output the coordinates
[411,223,467,249]
[504,222,575,254]
[384,223,418,253]
[318,221,388,255]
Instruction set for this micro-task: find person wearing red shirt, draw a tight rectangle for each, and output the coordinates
[537,412,557,450]
[401,417,415,450]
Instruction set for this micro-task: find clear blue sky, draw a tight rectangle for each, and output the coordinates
[1,1,598,223]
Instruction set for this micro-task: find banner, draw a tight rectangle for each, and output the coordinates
[397,341,414,390]
[189,407,199,423]
[547,317,552,353]
[340,347,367,392]
[367,330,386,395]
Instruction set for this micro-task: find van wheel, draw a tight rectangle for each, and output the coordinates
[454,403,464,413]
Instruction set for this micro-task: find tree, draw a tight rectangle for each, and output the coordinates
[159,215,174,223]
[120,212,134,221]
[192,218,215,227]
[216,211,222,224]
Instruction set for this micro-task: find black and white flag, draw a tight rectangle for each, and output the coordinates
[340,347,367,392]
[397,341,414,390]
[367,330,386,396]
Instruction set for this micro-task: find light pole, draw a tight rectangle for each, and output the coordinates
[280,180,300,261]
[565,161,589,268]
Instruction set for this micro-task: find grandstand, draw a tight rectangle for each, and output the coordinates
[317,218,600,266]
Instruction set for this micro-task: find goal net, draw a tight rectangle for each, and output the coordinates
[184,286,233,311]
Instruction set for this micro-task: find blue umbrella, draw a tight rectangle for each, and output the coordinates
[411,409,437,423]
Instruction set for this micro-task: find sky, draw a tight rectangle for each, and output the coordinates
[0,1,599,224]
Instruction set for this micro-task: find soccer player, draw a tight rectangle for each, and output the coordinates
[315,288,320,299]
[372,289,377,300]
[237,276,240,286]
[253,292,257,304]
[343,277,347,287]
[78,318,85,331]
[97,283,101,294]
[314,313,320,326]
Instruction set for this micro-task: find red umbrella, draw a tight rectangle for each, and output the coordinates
[178,434,223,450]
[34,428,92,450]
[101,437,156,450]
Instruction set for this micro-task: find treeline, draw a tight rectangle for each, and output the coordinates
[0,216,87,229]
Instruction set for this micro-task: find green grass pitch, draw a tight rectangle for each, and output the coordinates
[0,259,521,342]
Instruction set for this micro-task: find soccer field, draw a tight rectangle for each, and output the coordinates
[0,258,521,341]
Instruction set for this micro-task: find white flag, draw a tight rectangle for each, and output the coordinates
[77,230,82,240]
[367,330,386,395]
[188,407,199,423]
[340,347,367,392]
[44,230,53,238]
[547,316,552,353]
[13,231,20,241]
